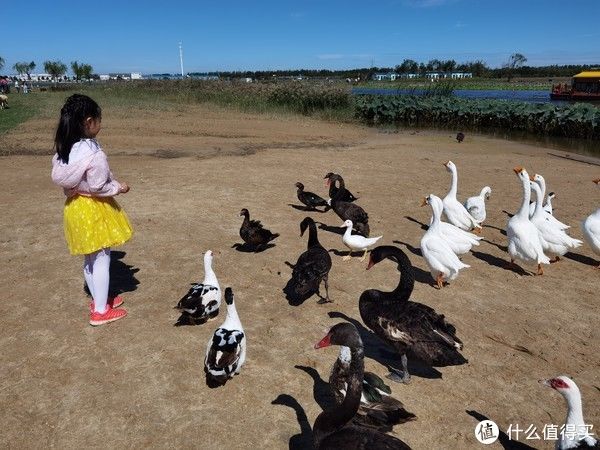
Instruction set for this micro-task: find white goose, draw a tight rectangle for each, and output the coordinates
[507,167,550,275]
[540,376,598,449]
[204,287,246,387]
[175,250,221,324]
[421,194,470,288]
[340,220,382,261]
[581,178,600,269]
[425,194,482,255]
[529,174,570,230]
[530,181,582,262]
[464,186,491,223]
[442,161,482,232]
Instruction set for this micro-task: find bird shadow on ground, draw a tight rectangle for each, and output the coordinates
[481,239,508,252]
[231,242,276,253]
[328,311,442,381]
[316,222,346,236]
[501,210,514,219]
[483,224,507,237]
[288,203,328,213]
[271,394,315,450]
[295,365,337,412]
[471,251,530,276]
[392,241,434,286]
[564,251,598,268]
[84,251,140,299]
[393,240,422,257]
[466,410,536,450]
[404,216,429,231]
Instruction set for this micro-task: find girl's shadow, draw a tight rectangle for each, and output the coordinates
[84,250,140,298]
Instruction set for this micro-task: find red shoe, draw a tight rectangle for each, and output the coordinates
[89,307,128,326]
[90,295,124,312]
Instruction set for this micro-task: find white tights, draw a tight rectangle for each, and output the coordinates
[83,248,111,314]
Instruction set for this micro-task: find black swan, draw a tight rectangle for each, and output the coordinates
[204,287,246,388]
[360,245,467,383]
[456,132,465,143]
[328,174,369,237]
[284,217,332,304]
[239,208,279,250]
[329,345,416,431]
[296,182,328,211]
[324,172,358,203]
[313,322,411,449]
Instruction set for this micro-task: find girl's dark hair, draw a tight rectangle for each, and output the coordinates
[54,94,102,163]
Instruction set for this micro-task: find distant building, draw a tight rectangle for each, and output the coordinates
[131,72,143,80]
[450,72,472,79]
[188,73,220,80]
[16,73,53,81]
[373,72,399,81]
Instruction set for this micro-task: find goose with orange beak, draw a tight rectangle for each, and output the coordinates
[506,167,550,275]
[581,178,600,269]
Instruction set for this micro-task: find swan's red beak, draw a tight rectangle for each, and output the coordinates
[529,174,536,181]
[513,166,524,174]
[593,178,600,184]
[420,197,428,207]
[314,333,331,349]
[366,255,375,270]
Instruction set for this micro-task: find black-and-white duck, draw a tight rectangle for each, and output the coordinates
[324,172,358,203]
[204,287,246,387]
[175,250,221,325]
[239,208,279,250]
[296,182,328,210]
[327,174,369,237]
[330,345,416,431]
[360,245,467,383]
[313,322,412,449]
[540,376,599,449]
[284,217,332,304]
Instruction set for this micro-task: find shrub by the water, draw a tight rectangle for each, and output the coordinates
[355,95,600,139]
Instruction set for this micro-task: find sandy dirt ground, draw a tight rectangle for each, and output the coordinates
[1,103,598,449]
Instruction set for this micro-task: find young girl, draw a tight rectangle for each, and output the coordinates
[51,94,133,326]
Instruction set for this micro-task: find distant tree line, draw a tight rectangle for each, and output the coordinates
[217,54,598,81]
[0,56,93,81]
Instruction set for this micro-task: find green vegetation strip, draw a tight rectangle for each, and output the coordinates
[0,94,39,134]
[355,95,600,139]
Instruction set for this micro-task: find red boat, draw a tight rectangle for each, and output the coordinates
[551,71,600,101]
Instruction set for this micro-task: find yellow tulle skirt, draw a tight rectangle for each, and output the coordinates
[63,195,133,255]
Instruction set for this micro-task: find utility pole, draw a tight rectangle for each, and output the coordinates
[179,42,184,78]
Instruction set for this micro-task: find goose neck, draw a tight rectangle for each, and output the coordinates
[516,176,531,219]
[313,345,364,445]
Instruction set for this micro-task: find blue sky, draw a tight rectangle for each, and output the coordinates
[2,0,599,74]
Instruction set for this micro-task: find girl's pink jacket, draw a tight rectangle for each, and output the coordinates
[51,139,122,197]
